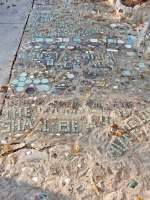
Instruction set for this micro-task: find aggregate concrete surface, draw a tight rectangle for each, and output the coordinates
[0,0,150,200]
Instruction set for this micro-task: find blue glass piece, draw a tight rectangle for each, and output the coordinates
[139,62,145,68]
[36,38,43,42]
[63,38,69,42]
[127,29,131,34]
[39,195,43,199]
[36,85,50,92]
[18,62,24,66]
[52,90,57,94]
[73,38,81,42]
[126,40,134,45]
[46,38,53,42]
[41,45,49,49]
[130,35,137,40]
[35,46,40,49]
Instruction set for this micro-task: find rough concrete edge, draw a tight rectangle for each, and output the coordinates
[0,1,35,115]
[114,0,150,22]
[107,0,150,23]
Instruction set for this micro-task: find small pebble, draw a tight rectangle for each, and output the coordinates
[32,177,38,182]
[53,153,57,158]
[78,164,81,168]
[26,151,32,155]
[64,178,70,183]
[30,167,35,172]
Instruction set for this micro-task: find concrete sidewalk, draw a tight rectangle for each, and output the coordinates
[0,0,32,108]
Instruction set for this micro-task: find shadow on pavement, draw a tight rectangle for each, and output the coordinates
[0,176,74,200]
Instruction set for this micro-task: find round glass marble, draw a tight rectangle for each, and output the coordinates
[41,79,48,84]
[18,82,25,87]
[25,79,32,84]
[20,72,27,77]
[16,87,24,92]
[19,77,26,82]
[12,79,19,85]
[33,79,40,84]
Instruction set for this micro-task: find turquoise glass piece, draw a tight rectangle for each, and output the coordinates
[20,72,27,77]
[16,87,24,92]
[59,45,65,49]
[33,79,40,84]
[25,79,32,84]
[121,70,131,76]
[36,38,43,42]
[12,80,19,85]
[139,62,145,68]
[91,10,96,14]
[108,39,114,43]
[89,30,95,34]
[35,46,40,49]
[41,79,48,84]
[52,90,57,94]
[19,77,26,82]
[18,82,25,86]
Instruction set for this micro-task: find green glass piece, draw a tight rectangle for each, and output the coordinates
[12,80,19,85]
[30,167,35,172]
[129,180,138,189]
[66,155,73,161]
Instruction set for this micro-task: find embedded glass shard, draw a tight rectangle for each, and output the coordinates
[25,87,36,94]
[36,85,50,92]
